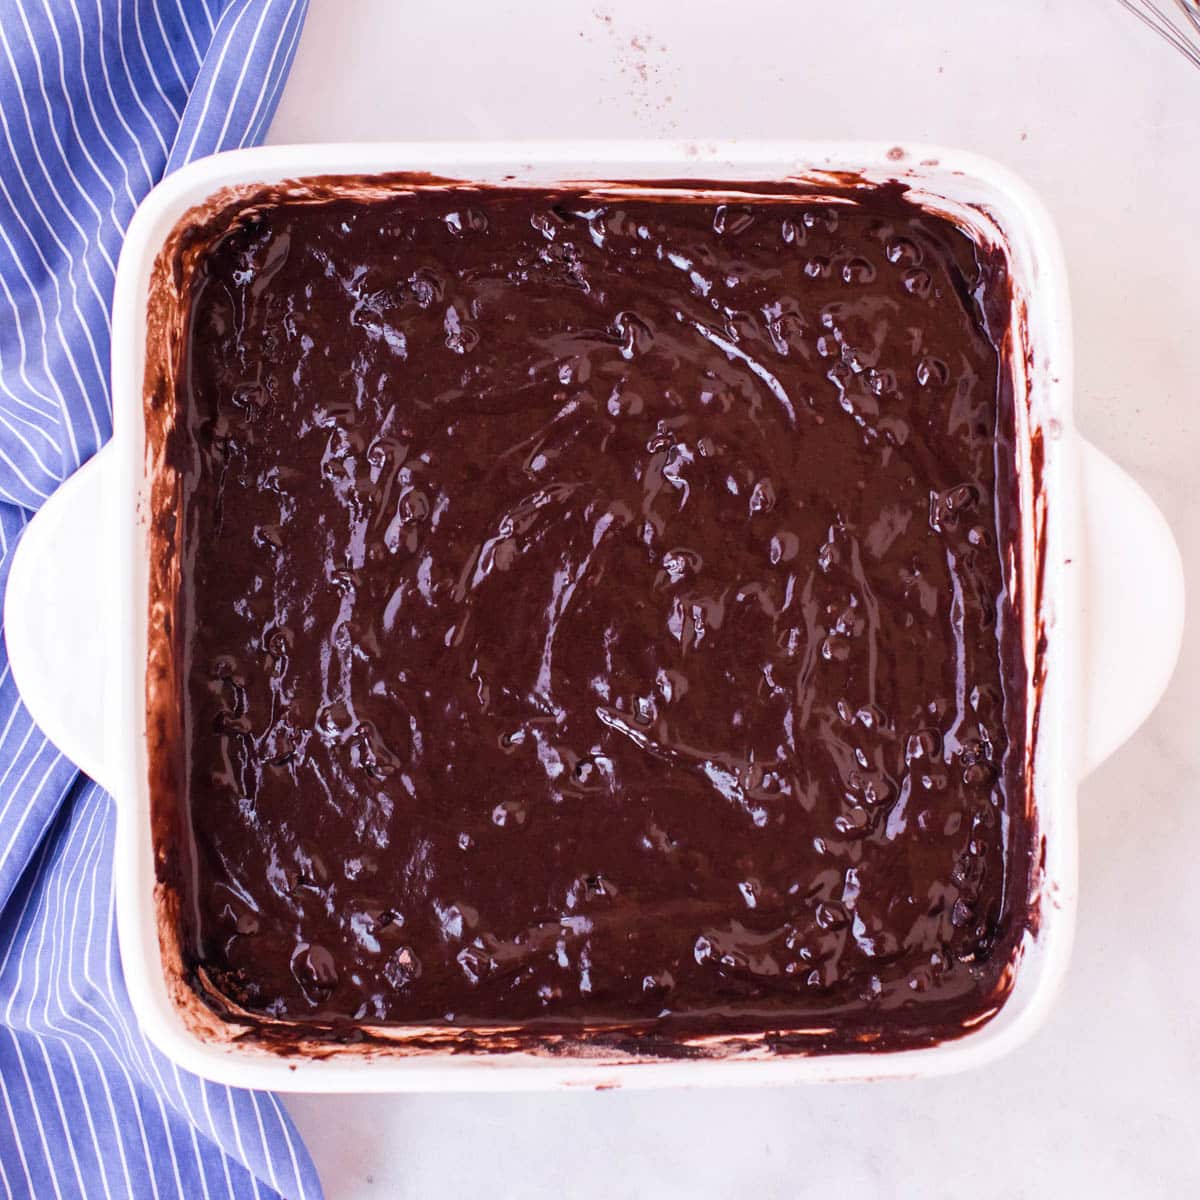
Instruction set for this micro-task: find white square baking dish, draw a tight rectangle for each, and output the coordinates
[4,141,1183,1091]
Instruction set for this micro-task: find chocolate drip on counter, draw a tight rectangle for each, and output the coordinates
[168,181,1030,1049]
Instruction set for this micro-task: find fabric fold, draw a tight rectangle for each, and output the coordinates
[0,2,320,1196]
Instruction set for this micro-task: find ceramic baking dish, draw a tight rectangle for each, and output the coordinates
[4,141,1184,1092]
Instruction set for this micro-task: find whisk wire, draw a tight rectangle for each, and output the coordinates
[1116,0,1200,68]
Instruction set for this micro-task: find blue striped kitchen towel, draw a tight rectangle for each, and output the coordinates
[0,2,322,1197]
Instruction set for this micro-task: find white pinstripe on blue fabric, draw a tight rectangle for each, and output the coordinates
[0,2,320,1197]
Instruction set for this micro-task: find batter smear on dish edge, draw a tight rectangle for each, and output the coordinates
[166,181,1031,1048]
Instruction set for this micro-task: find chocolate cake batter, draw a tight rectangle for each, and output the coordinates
[165,180,1030,1049]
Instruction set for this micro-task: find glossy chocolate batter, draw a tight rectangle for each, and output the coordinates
[166,180,1030,1049]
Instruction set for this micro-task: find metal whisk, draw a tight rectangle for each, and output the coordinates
[1117,0,1200,67]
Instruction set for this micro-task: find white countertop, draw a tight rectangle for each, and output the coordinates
[269,2,1200,1195]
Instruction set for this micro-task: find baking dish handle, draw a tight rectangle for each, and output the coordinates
[3,446,115,795]
[1079,438,1184,778]
[0,438,1182,794]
